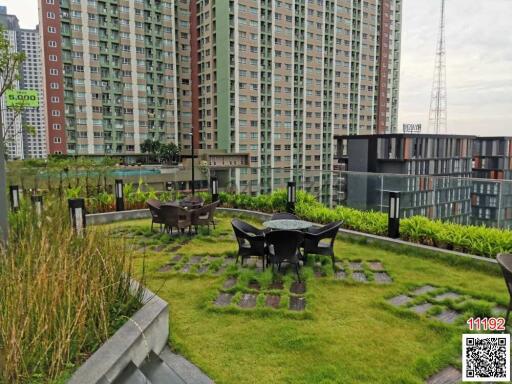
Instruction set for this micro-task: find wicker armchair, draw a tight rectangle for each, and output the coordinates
[266,230,304,281]
[231,219,266,269]
[303,221,343,269]
[147,199,164,232]
[191,200,220,233]
[160,204,192,235]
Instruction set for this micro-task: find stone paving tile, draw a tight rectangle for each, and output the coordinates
[374,272,392,284]
[169,255,183,264]
[222,257,236,266]
[290,282,306,294]
[289,296,306,311]
[368,261,384,271]
[265,295,281,309]
[239,293,257,308]
[411,285,436,296]
[349,262,363,271]
[435,309,460,324]
[269,281,284,290]
[157,264,173,272]
[248,280,261,291]
[314,270,326,278]
[388,295,413,306]
[352,272,368,282]
[151,244,167,252]
[213,266,226,276]
[214,293,233,307]
[426,366,461,384]
[197,265,209,274]
[334,262,344,271]
[411,303,433,314]
[168,245,182,253]
[335,270,347,280]
[181,264,193,273]
[223,277,237,289]
[189,256,203,264]
[434,292,461,301]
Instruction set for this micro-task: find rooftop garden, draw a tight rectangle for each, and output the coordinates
[107,212,508,383]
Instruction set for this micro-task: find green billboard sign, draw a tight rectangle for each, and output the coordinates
[5,90,39,108]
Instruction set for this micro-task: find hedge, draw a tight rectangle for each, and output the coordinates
[219,190,512,258]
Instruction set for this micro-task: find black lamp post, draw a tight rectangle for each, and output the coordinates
[211,176,219,202]
[31,195,43,217]
[189,133,196,195]
[115,179,124,211]
[387,191,400,238]
[9,185,20,211]
[287,181,296,214]
[68,198,86,236]
[166,181,173,191]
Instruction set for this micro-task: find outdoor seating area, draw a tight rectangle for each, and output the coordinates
[104,211,511,383]
[147,196,219,235]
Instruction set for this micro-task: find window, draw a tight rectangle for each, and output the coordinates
[49,55,57,61]
[52,123,61,130]
[48,26,56,33]
[53,137,61,143]
[51,110,60,116]
[50,96,60,103]
[46,0,55,3]
[50,82,59,89]
[47,11,55,19]
[48,40,57,47]
[50,68,58,75]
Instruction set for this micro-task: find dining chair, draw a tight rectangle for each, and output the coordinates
[160,204,192,235]
[191,200,220,233]
[265,230,304,282]
[146,199,164,232]
[231,219,266,270]
[303,221,343,269]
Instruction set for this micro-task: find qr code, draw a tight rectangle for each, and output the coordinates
[463,334,510,382]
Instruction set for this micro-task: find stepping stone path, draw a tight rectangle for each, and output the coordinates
[388,295,412,306]
[289,296,306,311]
[222,258,236,266]
[368,261,384,271]
[434,292,461,301]
[314,270,326,278]
[349,262,363,271]
[290,282,306,294]
[181,264,193,273]
[168,245,182,253]
[151,244,167,252]
[374,272,392,284]
[426,366,461,384]
[189,256,203,264]
[214,293,233,307]
[157,264,173,272]
[335,262,344,271]
[197,265,209,274]
[269,281,284,290]
[239,293,257,308]
[352,272,368,282]
[213,266,226,276]
[436,309,460,324]
[265,295,280,309]
[223,277,237,289]
[411,303,433,314]
[335,270,347,280]
[412,285,436,296]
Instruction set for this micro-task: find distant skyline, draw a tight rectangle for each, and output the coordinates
[1,0,511,137]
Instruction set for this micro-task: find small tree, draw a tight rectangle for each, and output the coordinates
[140,138,161,164]
[0,26,26,244]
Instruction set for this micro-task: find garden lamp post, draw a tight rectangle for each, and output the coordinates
[9,185,20,212]
[166,181,173,191]
[115,179,124,211]
[31,195,43,217]
[211,176,219,202]
[68,198,86,236]
[287,181,296,214]
[387,191,400,238]
[185,132,195,196]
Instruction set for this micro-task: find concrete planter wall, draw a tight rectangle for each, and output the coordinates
[86,209,151,225]
[68,280,168,384]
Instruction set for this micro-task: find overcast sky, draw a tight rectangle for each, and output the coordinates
[2,0,511,136]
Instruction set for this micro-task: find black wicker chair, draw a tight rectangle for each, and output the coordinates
[270,212,299,220]
[303,221,343,269]
[147,199,165,232]
[497,253,512,327]
[231,219,267,270]
[266,230,304,282]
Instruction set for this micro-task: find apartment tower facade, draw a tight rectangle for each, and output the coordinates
[0,7,46,159]
[39,0,402,196]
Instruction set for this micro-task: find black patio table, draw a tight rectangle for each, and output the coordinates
[262,219,312,231]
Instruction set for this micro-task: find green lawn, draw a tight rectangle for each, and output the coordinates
[107,213,509,384]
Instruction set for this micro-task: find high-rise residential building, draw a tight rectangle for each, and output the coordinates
[39,0,402,196]
[335,134,475,224]
[0,7,47,159]
[472,137,512,229]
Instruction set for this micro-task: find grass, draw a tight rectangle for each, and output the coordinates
[107,213,509,384]
[0,202,141,384]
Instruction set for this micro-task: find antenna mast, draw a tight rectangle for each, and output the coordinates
[428,0,447,134]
